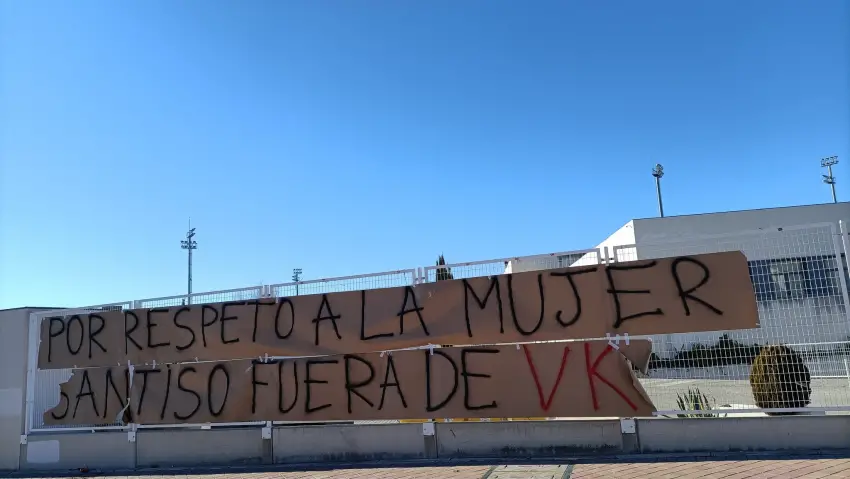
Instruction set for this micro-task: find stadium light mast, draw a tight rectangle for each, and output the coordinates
[292,268,303,296]
[180,221,197,304]
[651,163,665,217]
[821,156,839,203]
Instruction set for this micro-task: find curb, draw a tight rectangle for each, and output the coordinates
[3,450,850,478]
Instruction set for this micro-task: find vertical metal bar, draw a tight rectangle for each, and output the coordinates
[844,358,850,389]
[655,176,664,217]
[24,312,40,435]
[187,243,193,304]
[829,165,838,203]
[836,222,850,324]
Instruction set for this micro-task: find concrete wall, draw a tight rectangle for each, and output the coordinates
[503,221,635,274]
[504,252,588,275]
[568,221,636,266]
[631,202,850,243]
[138,428,267,468]
[0,308,31,471]
[626,222,848,351]
[12,417,850,471]
[4,263,850,473]
[435,420,623,458]
[615,203,850,354]
[274,423,427,463]
[24,432,135,471]
[582,204,850,264]
[587,221,636,264]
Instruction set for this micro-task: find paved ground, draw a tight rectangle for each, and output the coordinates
[572,458,850,478]
[12,458,850,478]
[639,377,847,411]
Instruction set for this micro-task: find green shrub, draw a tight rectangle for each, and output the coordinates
[675,388,717,418]
[749,344,812,415]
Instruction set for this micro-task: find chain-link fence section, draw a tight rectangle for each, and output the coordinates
[26,227,850,431]
[268,270,416,298]
[28,303,133,432]
[418,249,605,423]
[424,249,603,282]
[27,273,418,432]
[28,287,270,431]
[613,223,850,415]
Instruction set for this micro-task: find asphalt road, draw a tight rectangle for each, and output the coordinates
[639,377,850,412]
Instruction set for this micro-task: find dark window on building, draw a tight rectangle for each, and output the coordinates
[747,254,847,302]
[557,254,583,268]
[772,258,807,299]
[748,260,775,302]
[843,253,849,285]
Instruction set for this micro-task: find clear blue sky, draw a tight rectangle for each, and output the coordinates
[1,1,848,309]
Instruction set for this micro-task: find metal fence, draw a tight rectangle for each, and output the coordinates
[268,269,416,298]
[613,222,850,416]
[25,222,850,432]
[422,249,604,282]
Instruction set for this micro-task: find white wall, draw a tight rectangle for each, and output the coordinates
[617,204,850,360]
[0,308,32,470]
[19,417,850,471]
[632,202,850,243]
[652,297,849,361]
[571,220,636,266]
[504,253,589,274]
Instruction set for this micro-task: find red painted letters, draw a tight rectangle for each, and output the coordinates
[522,344,570,411]
[584,342,638,411]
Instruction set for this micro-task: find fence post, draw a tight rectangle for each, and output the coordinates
[24,312,41,436]
[844,358,850,389]
[835,222,850,327]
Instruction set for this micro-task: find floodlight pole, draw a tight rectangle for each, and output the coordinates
[821,156,839,203]
[292,268,302,296]
[180,221,198,304]
[652,163,665,217]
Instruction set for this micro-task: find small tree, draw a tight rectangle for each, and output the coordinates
[436,254,454,281]
[436,255,454,350]
[750,344,812,415]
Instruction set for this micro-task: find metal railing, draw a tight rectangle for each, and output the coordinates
[25,222,850,432]
[612,222,850,416]
[26,270,421,432]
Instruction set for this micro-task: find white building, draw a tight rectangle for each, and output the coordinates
[504,252,588,274]
[579,202,850,370]
[593,202,849,259]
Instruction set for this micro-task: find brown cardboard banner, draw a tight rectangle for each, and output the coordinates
[44,340,655,425]
[38,251,759,370]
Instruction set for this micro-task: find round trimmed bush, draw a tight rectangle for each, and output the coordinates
[749,344,811,415]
